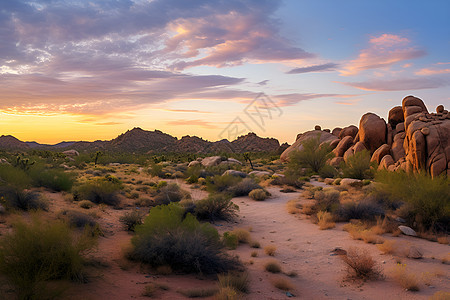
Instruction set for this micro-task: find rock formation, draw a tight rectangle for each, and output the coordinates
[280,96,449,177]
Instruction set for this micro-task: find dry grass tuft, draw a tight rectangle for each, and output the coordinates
[265,260,282,273]
[215,286,238,300]
[250,240,260,248]
[430,291,450,300]
[437,236,449,245]
[286,200,301,214]
[231,228,251,244]
[264,245,277,256]
[218,272,250,294]
[391,263,420,291]
[271,276,295,291]
[317,211,335,230]
[178,287,218,298]
[341,247,382,280]
[377,240,397,254]
[361,230,384,244]
[250,251,258,257]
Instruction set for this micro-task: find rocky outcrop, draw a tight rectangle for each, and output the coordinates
[358,113,387,153]
[339,125,358,139]
[370,144,390,164]
[333,136,353,157]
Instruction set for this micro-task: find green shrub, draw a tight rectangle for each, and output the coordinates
[129,204,238,274]
[0,215,95,299]
[228,178,262,197]
[0,164,31,188]
[312,188,340,213]
[287,135,334,174]
[195,193,239,222]
[28,166,75,192]
[0,186,48,211]
[120,210,145,231]
[249,189,268,201]
[375,170,450,230]
[58,209,98,229]
[153,183,190,205]
[73,178,122,206]
[336,200,385,222]
[148,163,164,177]
[341,150,375,180]
[78,200,95,209]
[206,175,241,193]
[318,164,338,178]
[222,232,239,249]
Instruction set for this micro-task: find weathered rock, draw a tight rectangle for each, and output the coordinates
[388,106,404,127]
[62,149,79,156]
[223,170,247,178]
[358,113,387,153]
[329,139,340,150]
[323,129,331,133]
[398,225,417,236]
[378,155,395,170]
[272,173,285,178]
[226,158,242,165]
[343,146,355,162]
[320,139,339,150]
[332,127,342,137]
[188,160,201,167]
[281,130,337,162]
[402,95,429,131]
[407,246,423,259]
[353,141,367,153]
[329,157,344,167]
[371,144,390,164]
[405,128,427,172]
[339,125,358,139]
[340,178,362,187]
[201,156,223,167]
[249,170,272,177]
[392,132,406,161]
[387,124,394,146]
[315,125,322,131]
[0,158,10,165]
[396,122,405,133]
[324,178,335,185]
[436,105,444,113]
[333,136,353,157]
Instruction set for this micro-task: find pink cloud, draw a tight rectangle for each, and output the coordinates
[415,67,450,76]
[341,77,449,91]
[166,119,220,129]
[340,34,425,76]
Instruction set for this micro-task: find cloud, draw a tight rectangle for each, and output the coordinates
[286,63,338,74]
[341,77,450,91]
[340,34,426,76]
[160,108,212,114]
[415,67,450,76]
[273,93,357,106]
[166,119,220,129]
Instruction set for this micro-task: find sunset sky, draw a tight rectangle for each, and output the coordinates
[1,0,449,144]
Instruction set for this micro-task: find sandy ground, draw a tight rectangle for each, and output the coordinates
[1,178,448,299]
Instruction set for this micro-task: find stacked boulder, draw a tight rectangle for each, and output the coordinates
[280,96,449,177]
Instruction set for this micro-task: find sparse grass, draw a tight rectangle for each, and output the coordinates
[391,263,420,291]
[437,236,449,245]
[341,247,381,280]
[250,240,260,248]
[78,200,94,209]
[271,276,294,291]
[317,210,335,230]
[250,251,258,257]
[286,200,301,214]
[265,260,282,273]
[218,272,250,294]
[377,240,397,254]
[360,230,384,244]
[222,232,239,249]
[430,291,450,300]
[264,245,277,256]
[0,186,48,211]
[215,286,238,300]
[231,228,251,244]
[178,287,218,298]
[142,283,158,297]
[119,210,145,231]
[249,189,268,201]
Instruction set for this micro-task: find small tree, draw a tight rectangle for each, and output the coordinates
[287,135,334,175]
[243,152,253,170]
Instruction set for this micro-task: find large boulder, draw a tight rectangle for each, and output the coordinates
[378,155,395,170]
[329,157,344,167]
[339,125,358,139]
[223,170,247,178]
[280,130,337,162]
[371,144,390,164]
[333,136,353,157]
[201,156,223,167]
[358,113,387,153]
[63,150,79,156]
[388,106,404,127]
[332,127,342,137]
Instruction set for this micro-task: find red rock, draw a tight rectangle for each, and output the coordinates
[388,106,404,127]
[353,141,366,153]
[339,125,358,139]
[371,144,390,164]
[333,136,353,157]
[358,113,387,153]
[378,155,395,170]
[329,157,344,167]
[332,127,342,137]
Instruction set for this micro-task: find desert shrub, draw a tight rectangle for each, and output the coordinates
[249,189,268,201]
[153,183,190,205]
[317,211,335,230]
[312,188,340,213]
[264,245,277,256]
[0,186,48,211]
[231,228,251,244]
[58,209,100,234]
[0,215,95,299]
[120,210,145,231]
[222,232,239,249]
[287,135,334,174]
[73,177,122,206]
[250,240,260,248]
[377,240,397,254]
[391,263,419,291]
[129,203,238,274]
[206,175,241,193]
[286,200,301,214]
[341,247,381,280]
[0,164,32,188]
[148,163,164,177]
[375,170,450,230]
[178,287,218,298]
[265,260,281,273]
[336,199,385,222]
[341,150,375,180]
[28,166,75,191]
[228,178,262,197]
[271,276,294,291]
[218,272,250,294]
[318,164,338,179]
[270,175,305,189]
[78,200,94,209]
[195,193,238,222]
[251,251,258,257]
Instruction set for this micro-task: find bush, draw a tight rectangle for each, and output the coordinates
[287,135,334,174]
[341,247,381,280]
[120,210,145,231]
[0,215,95,299]
[228,178,262,197]
[375,170,449,230]
[0,164,32,188]
[264,260,281,273]
[73,178,122,206]
[218,272,250,294]
[129,204,238,274]
[318,164,338,179]
[206,175,241,193]
[336,199,385,222]
[0,186,48,211]
[28,166,75,192]
[317,211,335,230]
[341,150,375,180]
[78,200,94,209]
[312,188,340,213]
[222,232,239,249]
[264,245,276,256]
[249,189,268,201]
[153,183,190,205]
[271,276,294,291]
[58,210,101,236]
[231,228,251,244]
[195,193,239,222]
[391,263,419,291]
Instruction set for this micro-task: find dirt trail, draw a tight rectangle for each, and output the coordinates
[218,180,449,300]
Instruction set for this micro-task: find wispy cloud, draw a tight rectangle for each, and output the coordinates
[340,34,425,76]
[340,77,449,91]
[287,63,338,74]
[273,93,357,106]
[166,119,220,129]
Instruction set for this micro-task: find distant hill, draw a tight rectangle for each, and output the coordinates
[0,128,281,153]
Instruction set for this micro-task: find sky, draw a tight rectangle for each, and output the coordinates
[0,0,449,144]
